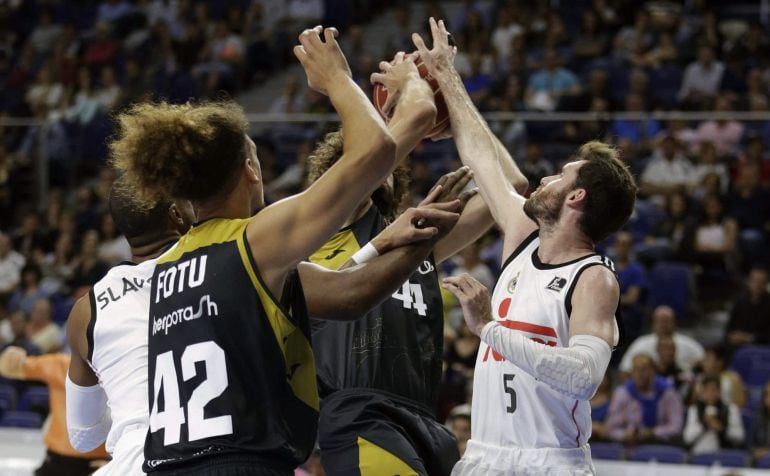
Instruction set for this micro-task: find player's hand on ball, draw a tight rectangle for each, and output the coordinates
[371,197,461,253]
[412,17,457,78]
[442,274,492,336]
[293,25,351,95]
[370,51,424,116]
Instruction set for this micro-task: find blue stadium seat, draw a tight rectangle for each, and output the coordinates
[756,453,770,469]
[17,387,49,413]
[0,385,16,413]
[731,346,770,387]
[647,262,693,321]
[691,450,749,468]
[629,445,687,464]
[590,442,624,460]
[0,411,43,428]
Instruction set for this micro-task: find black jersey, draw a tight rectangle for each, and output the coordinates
[308,206,444,411]
[144,218,318,473]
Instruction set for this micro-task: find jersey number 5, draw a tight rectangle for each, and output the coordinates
[391,281,427,316]
[150,341,233,446]
[503,373,517,414]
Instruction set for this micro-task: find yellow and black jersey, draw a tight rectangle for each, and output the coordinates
[143,218,318,473]
[308,205,444,412]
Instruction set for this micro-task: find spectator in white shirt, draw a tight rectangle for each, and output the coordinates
[684,376,744,454]
[620,305,705,374]
[640,135,695,200]
[0,233,25,299]
[678,45,725,108]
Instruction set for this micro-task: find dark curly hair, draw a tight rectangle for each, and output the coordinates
[110,101,248,207]
[306,128,410,221]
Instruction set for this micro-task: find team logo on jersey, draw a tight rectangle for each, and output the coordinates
[507,272,520,293]
[324,249,347,260]
[417,260,434,275]
[545,276,567,292]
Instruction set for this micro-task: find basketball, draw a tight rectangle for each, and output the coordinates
[372,56,450,139]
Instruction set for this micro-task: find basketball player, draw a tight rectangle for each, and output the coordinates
[306,52,528,475]
[66,179,195,475]
[414,18,637,475]
[108,25,461,475]
[65,177,460,476]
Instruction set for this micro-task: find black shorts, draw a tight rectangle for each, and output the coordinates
[35,450,99,476]
[318,389,459,476]
[148,454,292,476]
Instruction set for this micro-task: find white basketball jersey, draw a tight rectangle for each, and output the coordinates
[89,258,156,453]
[471,232,618,449]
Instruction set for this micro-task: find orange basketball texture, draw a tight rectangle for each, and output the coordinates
[372,58,450,139]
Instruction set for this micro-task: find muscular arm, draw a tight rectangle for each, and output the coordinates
[414,20,534,261]
[248,30,396,293]
[65,296,111,452]
[299,240,434,320]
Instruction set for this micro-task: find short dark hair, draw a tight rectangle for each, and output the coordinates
[306,129,409,220]
[109,176,173,241]
[573,141,637,242]
[110,101,248,207]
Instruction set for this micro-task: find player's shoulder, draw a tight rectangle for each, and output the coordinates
[574,264,619,295]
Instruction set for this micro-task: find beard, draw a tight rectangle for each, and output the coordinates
[523,186,569,227]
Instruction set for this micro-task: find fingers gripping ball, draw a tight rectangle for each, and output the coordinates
[372,57,450,139]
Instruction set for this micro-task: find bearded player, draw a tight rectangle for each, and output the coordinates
[414,19,636,475]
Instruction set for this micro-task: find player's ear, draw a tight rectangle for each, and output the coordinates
[244,158,260,184]
[567,188,586,208]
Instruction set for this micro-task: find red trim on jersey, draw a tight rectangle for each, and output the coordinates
[498,298,512,318]
[571,400,581,447]
[499,320,557,338]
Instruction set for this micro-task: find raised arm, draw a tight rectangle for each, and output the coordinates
[65,296,111,452]
[247,27,396,286]
[413,18,535,258]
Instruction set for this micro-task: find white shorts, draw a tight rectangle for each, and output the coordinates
[451,439,596,476]
[93,425,147,476]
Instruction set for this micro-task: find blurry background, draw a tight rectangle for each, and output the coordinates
[1,0,770,474]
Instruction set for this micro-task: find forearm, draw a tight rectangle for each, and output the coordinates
[328,76,393,162]
[389,78,436,163]
[303,240,434,320]
[480,321,611,400]
[66,375,111,451]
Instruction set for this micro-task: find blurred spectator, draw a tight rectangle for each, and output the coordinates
[678,45,724,108]
[446,404,472,457]
[639,135,694,200]
[606,354,684,445]
[610,231,647,340]
[620,305,704,373]
[38,233,75,295]
[444,321,479,375]
[27,10,63,55]
[0,311,40,355]
[25,65,64,112]
[655,335,693,398]
[194,19,245,96]
[690,141,729,196]
[733,136,770,187]
[68,230,110,295]
[572,10,608,63]
[591,373,613,441]
[633,31,678,68]
[26,298,61,354]
[0,346,108,474]
[749,382,770,461]
[490,7,523,65]
[451,242,494,290]
[693,96,744,157]
[685,193,737,301]
[98,0,133,24]
[13,211,47,258]
[726,267,770,347]
[96,212,130,265]
[691,346,747,408]
[7,264,49,314]
[727,163,770,265]
[66,68,105,126]
[524,48,580,112]
[461,52,493,107]
[0,232,25,299]
[95,66,122,111]
[612,94,660,149]
[519,142,553,192]
[83,22,121,69]
[612,10,653,63]
[683,376,744,453]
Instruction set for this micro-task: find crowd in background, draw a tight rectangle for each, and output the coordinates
[1,0,770,470]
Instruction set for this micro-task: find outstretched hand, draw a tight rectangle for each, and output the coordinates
[293,25,352,95]
[421,166,476,207]
[412,17,457,80]
[371,197,461,253]
[370,51,425,117]
[442,273,492,336]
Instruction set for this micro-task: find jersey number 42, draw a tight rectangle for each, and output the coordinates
[149,341,233,446]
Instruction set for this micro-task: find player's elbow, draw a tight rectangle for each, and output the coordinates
[358,131,397,175]
[67,426,105,452]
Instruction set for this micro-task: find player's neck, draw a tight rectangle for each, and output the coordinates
[342,199,373,228]
[536,224,594,264]
[196,193,252,223]
[130,235,179,263]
